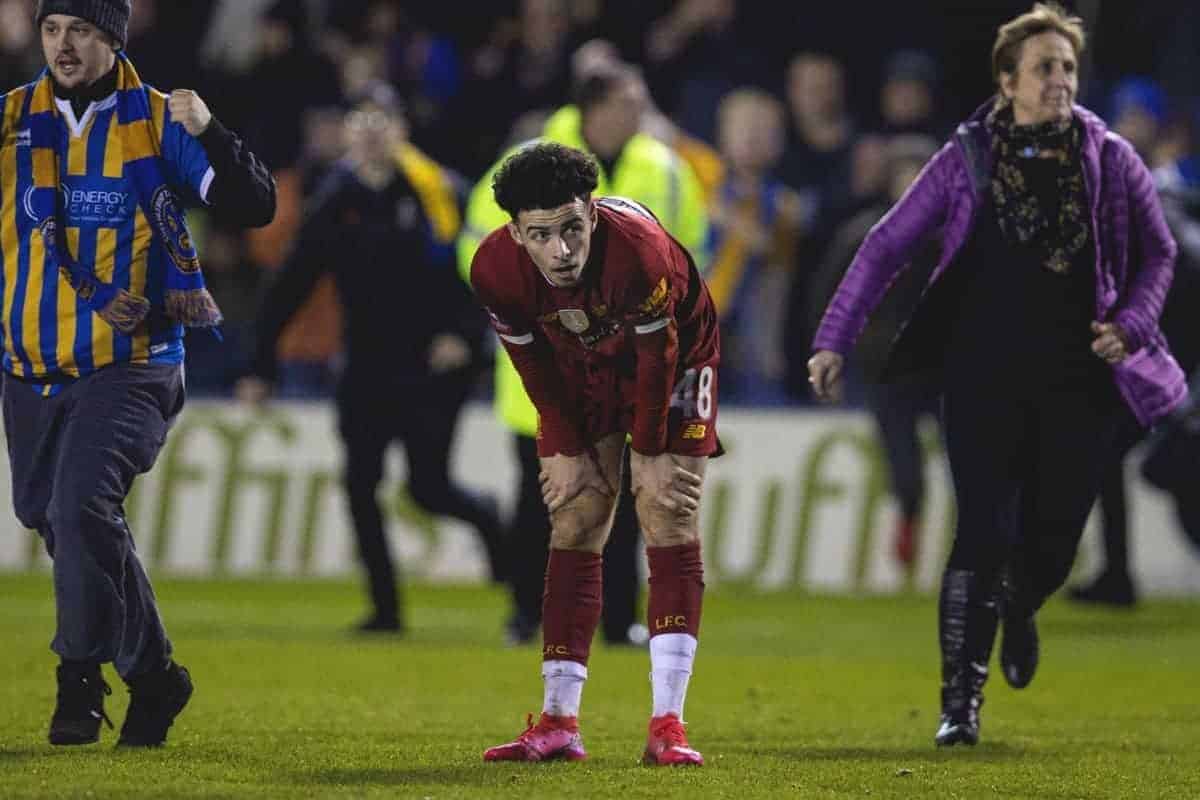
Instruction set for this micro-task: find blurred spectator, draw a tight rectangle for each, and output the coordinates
[200,0,276,76]
[778,52,859,401]
[877,49,946,139]
[457,58,708,647]
[239,85,504,632]
[243,0,342,170]
[643,0,754,143]
[808,134,942,565]
[235,0,345,397]
[574,37,725,204]
[1109,77,1167,161]
[325,2,463,167]
[778,52,856,222]
[124,0,214,95]
[450,0,582,177]
[0,0,43,88]
[706,88,804,405]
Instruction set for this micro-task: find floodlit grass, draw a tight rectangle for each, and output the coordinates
[1,573,1198,798]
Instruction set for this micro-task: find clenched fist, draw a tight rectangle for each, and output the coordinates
[1090,321,1131,364]
[168,89,213,137]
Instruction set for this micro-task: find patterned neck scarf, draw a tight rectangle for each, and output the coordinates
[987,103,1089,274]
[24,53,221,332]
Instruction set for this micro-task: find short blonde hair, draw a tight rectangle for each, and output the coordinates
[991,2,1086,86]
[717,88,785,139]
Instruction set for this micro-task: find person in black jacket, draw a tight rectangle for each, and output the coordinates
[236,84,505,633]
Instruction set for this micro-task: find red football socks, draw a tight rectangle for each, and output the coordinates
[647,541,705,638]
[541,549,603,665]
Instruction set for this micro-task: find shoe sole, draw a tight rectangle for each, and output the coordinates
[642,749,704,766]
[935,729,979,747]
[484,748,588,763]
[48,730,100,746]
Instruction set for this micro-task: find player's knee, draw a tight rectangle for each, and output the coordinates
[549,490,616,552]
[635,488,700,549]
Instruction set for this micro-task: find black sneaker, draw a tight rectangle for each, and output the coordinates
[117,661,193,747]
[49,664,114,745]
[1069,571,1138,608]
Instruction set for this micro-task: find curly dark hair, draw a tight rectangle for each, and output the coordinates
[492,143,600,219]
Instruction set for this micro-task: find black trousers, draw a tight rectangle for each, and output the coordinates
[509,434,641,643]
[4,363,184,679]
[338,371,505,623]
[942,376,1129,604]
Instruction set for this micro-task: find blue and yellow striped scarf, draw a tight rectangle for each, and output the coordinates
[20,53,219,333]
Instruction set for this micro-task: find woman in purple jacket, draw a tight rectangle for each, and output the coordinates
[808,3,1186,747]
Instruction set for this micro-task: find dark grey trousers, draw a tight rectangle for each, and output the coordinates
[3,363,185,679]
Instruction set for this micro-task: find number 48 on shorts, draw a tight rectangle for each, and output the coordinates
[667,364,720,456]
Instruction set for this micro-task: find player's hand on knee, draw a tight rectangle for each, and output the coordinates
[668,464,703,516]
[631,451,702,517]
[539,452,613,513]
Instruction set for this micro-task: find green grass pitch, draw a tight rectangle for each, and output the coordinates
[2,573,1198,798]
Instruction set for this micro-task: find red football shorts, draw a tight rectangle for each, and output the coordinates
[537,357,721,458]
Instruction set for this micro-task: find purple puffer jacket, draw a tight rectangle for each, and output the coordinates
[813,100,1187,425]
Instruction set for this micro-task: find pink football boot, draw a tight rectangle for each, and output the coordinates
[483,713,588,762]
[642,713,704,766]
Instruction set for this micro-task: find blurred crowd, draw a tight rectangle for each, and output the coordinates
[3,0,1196,404]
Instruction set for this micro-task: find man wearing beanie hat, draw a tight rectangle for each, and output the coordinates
[3,2,277,748]
[37,0,131,48]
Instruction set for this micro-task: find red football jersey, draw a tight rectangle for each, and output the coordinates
[471,198,721,456]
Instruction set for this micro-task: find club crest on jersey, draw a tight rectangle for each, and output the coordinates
[638,277,669,315]
[557,308,590,333]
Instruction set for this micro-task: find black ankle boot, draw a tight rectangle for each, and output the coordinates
[935,569,1000,747]
[999,568,1040,689]
[49,663,113,745]
[117,660,193,747]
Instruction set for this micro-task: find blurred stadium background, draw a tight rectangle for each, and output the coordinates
[2,0,1198,797]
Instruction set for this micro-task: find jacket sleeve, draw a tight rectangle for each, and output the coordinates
[249,175,340,380]
[811,141,955,355]
[198,118,278,228]
[1114,141,1178,353]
